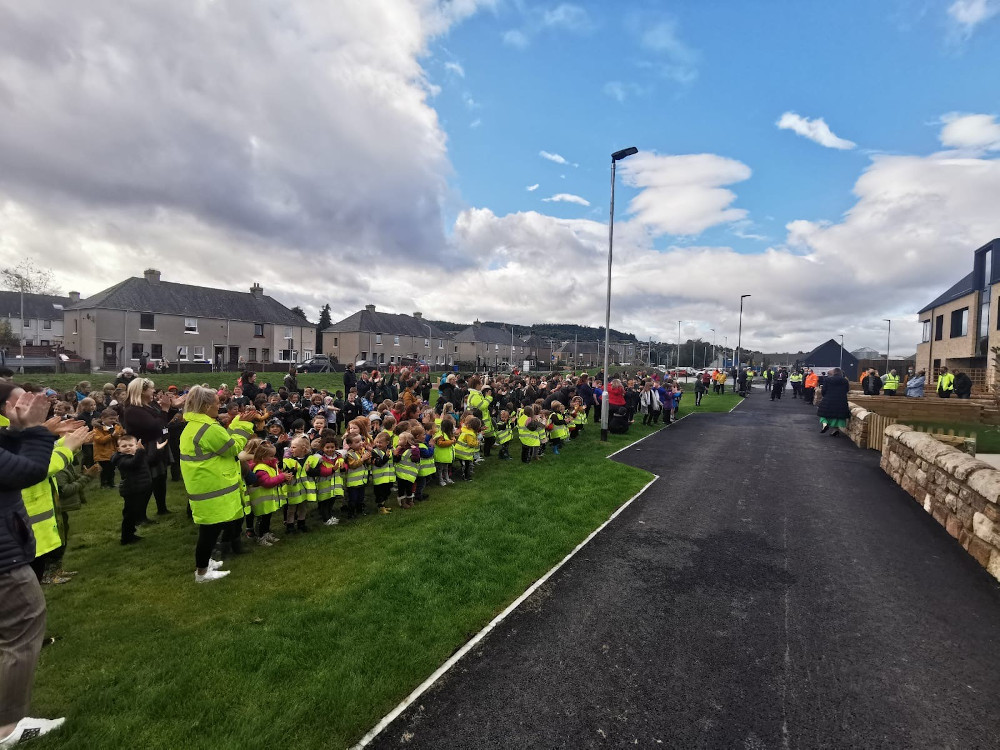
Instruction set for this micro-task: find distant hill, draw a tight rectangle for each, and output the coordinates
[424,319,638,342]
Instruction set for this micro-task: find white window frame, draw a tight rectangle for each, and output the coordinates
[393,336,400,346]
[284,326,293,338]
[424,338,429,347]
[253,323,264,337]
[184,317,198,333]
[304,349,312,360]
[192,345,205,361]
[43,320,52,330]
[177,345,189,361]
[375,334,382,345]
[438,340,444,349]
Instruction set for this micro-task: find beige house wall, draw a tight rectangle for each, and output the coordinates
[323,331,454,367]
[916,290,978,377]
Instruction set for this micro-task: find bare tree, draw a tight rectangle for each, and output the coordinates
[1,261,60,295]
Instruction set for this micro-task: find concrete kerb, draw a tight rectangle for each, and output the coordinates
[350,439,664,748]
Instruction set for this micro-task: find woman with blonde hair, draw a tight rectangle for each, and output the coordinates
[120,377,184,520]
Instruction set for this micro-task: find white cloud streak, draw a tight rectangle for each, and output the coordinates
[539,150,576,166]
[777,112,857,150]
[948,0,1000,35]
[444,61,465,77]
[939,112,1000,151]
[526,183,539,191]
[542,193,590,206]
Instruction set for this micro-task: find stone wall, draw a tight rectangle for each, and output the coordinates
[881,424,1000,581]
[847,403,871,449]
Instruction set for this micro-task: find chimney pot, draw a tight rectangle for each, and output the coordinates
[413,311,422,319]
[143,269,161,284]
[365,304,376,313]
[250,283,264,299]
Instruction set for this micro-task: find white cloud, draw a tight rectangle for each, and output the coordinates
[539,150,577,167]
[948,0,1000,34]
[939,112,1000,151]
[602,81,647,102]
[777,112,857,150]
[502,29,529,48]
[621,152,751,236]
[444,61,465,77]
[541,3,591,31]
[543,193,590,206]
[470,118,482,128]
[526,184,539,191]
[628,16,699,85]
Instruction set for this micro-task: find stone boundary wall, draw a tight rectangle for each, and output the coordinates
[847,403,870,449]
[880,424,1000,581]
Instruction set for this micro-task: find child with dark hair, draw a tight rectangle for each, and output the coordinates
[113,433,162,545]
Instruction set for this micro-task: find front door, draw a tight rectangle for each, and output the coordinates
[103,342,117,369]
[229,346,240,370]
[214,346,226,371]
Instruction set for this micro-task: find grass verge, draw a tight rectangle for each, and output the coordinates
[31,392,741,749]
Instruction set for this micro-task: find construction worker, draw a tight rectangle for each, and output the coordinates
[789,370,803,398]
[803,369,819,404]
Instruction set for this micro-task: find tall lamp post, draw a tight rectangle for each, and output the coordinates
[839,334,845,371]
[883,319,891,373]
[736,294,751,373]
[710,328,716,368]
[601,145,638,441]
[677,321,683,369]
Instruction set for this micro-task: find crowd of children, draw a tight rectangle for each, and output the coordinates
[5,365,701,585]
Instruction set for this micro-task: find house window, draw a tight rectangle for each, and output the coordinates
[43,320,52,330]
[177,346,189,361]
[935,315,943,341]
[131,343,143,360]
[72,318,78,334]
[262,348,270,362]
[361,351,368,361]
[333,337,338,347]
[379,353,386,364]
[151,344,162,359]
[304,350,312,360]
[139,313,155,330]
[253,323,264,337]
[454,346,458,353]
[39,340,49,346]
[393,336,400,346]
[248,348,257,361]
[284,326,293,338]
[495,344,500,351]
[424,338,429,347]
[184,317,198,333]
[280,349,293,361]
[375,334,382,345]
[439,340,444,349]
[950,307,968,338]
[192,346,205,361]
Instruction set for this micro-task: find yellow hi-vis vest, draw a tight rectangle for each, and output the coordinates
[884,374,900,391]
[281,456,309,505]
[467,389,493,435]
[394,448,419,482]
[418,441,436,477]
[249,462,285,516]
[494,421,512,445]
[22,444,73,558]
[180,413,253,525]
[517,414,540,447]
[371,449,395,485]
[345,451,368,488]
[432,432,455,464]
[454,428,477,461]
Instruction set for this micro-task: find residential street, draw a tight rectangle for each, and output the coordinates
[367,389,1000,749]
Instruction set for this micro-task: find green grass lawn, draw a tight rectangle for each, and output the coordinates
[896,419,1000,452]
[29,391,741,749]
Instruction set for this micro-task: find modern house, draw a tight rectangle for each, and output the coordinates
[916,238,1000,390]
[0,291,72,348]
[452,321,528,369]
[322,305,452,368]
[63,269,315,370]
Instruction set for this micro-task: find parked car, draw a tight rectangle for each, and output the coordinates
[297,354,334,373]
[354,359,380,371]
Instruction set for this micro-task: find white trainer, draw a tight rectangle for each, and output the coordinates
[0,717,66,748]
[324,517,337,526]
[208,559,225,571]
[257,537,273,547]
[195,569,231,583]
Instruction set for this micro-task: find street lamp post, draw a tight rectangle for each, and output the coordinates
[601,146,638,441]
[710,328,716,368]
[883,319,891,374]
[839,334,845,371]
[736,294,751,374]
[677,321,682,368]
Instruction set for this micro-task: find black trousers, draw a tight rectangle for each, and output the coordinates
[695,391,703,405]
[122,490,150,541]
[374,483,392,507]
[255,512,273,537]
[195,519,242,570]
[100,460,116,488]
[143,473,169,517]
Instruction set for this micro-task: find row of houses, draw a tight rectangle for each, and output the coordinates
[5,269,641,371]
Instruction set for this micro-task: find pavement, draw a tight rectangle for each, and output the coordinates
[366,386,1000,749]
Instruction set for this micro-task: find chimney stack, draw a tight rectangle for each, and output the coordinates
[250,283,264,299]
[68,291,81,303]
[473,319,481,328]
[143,269,161,285]
[365,304,376,313]
[413,311,422,319]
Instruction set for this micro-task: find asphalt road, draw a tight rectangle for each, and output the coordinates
[367,387,1000,749]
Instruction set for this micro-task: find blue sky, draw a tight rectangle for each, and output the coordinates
[432,0,999,250]
[1,0,999,354]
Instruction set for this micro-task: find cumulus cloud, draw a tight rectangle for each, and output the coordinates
[620,152,751,236]
[526,184,539,191]
[948,0,1000,35]
[939,112,1000,151]
[543,193,590,206]
[777,112,857,150]
[502,29,529,48]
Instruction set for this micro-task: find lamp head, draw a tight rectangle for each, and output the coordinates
[612,147,639,161]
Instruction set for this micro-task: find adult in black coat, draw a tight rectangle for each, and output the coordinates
[120,379,184,518]
[343,364,357,394]
[817,368,851,436]
[954,371,973,399]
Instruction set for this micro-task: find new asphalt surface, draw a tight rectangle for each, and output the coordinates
[366,387,1000,749]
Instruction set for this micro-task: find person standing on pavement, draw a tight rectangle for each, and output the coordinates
[906,370,926,398]
[771,368,788,400]
[803,369,818,405]
[862,369,883,396]
[0,388,68,747]
[763,367,773,395]
[817,367,850,436]
[883,369,900,396]
[936,367,955,398]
